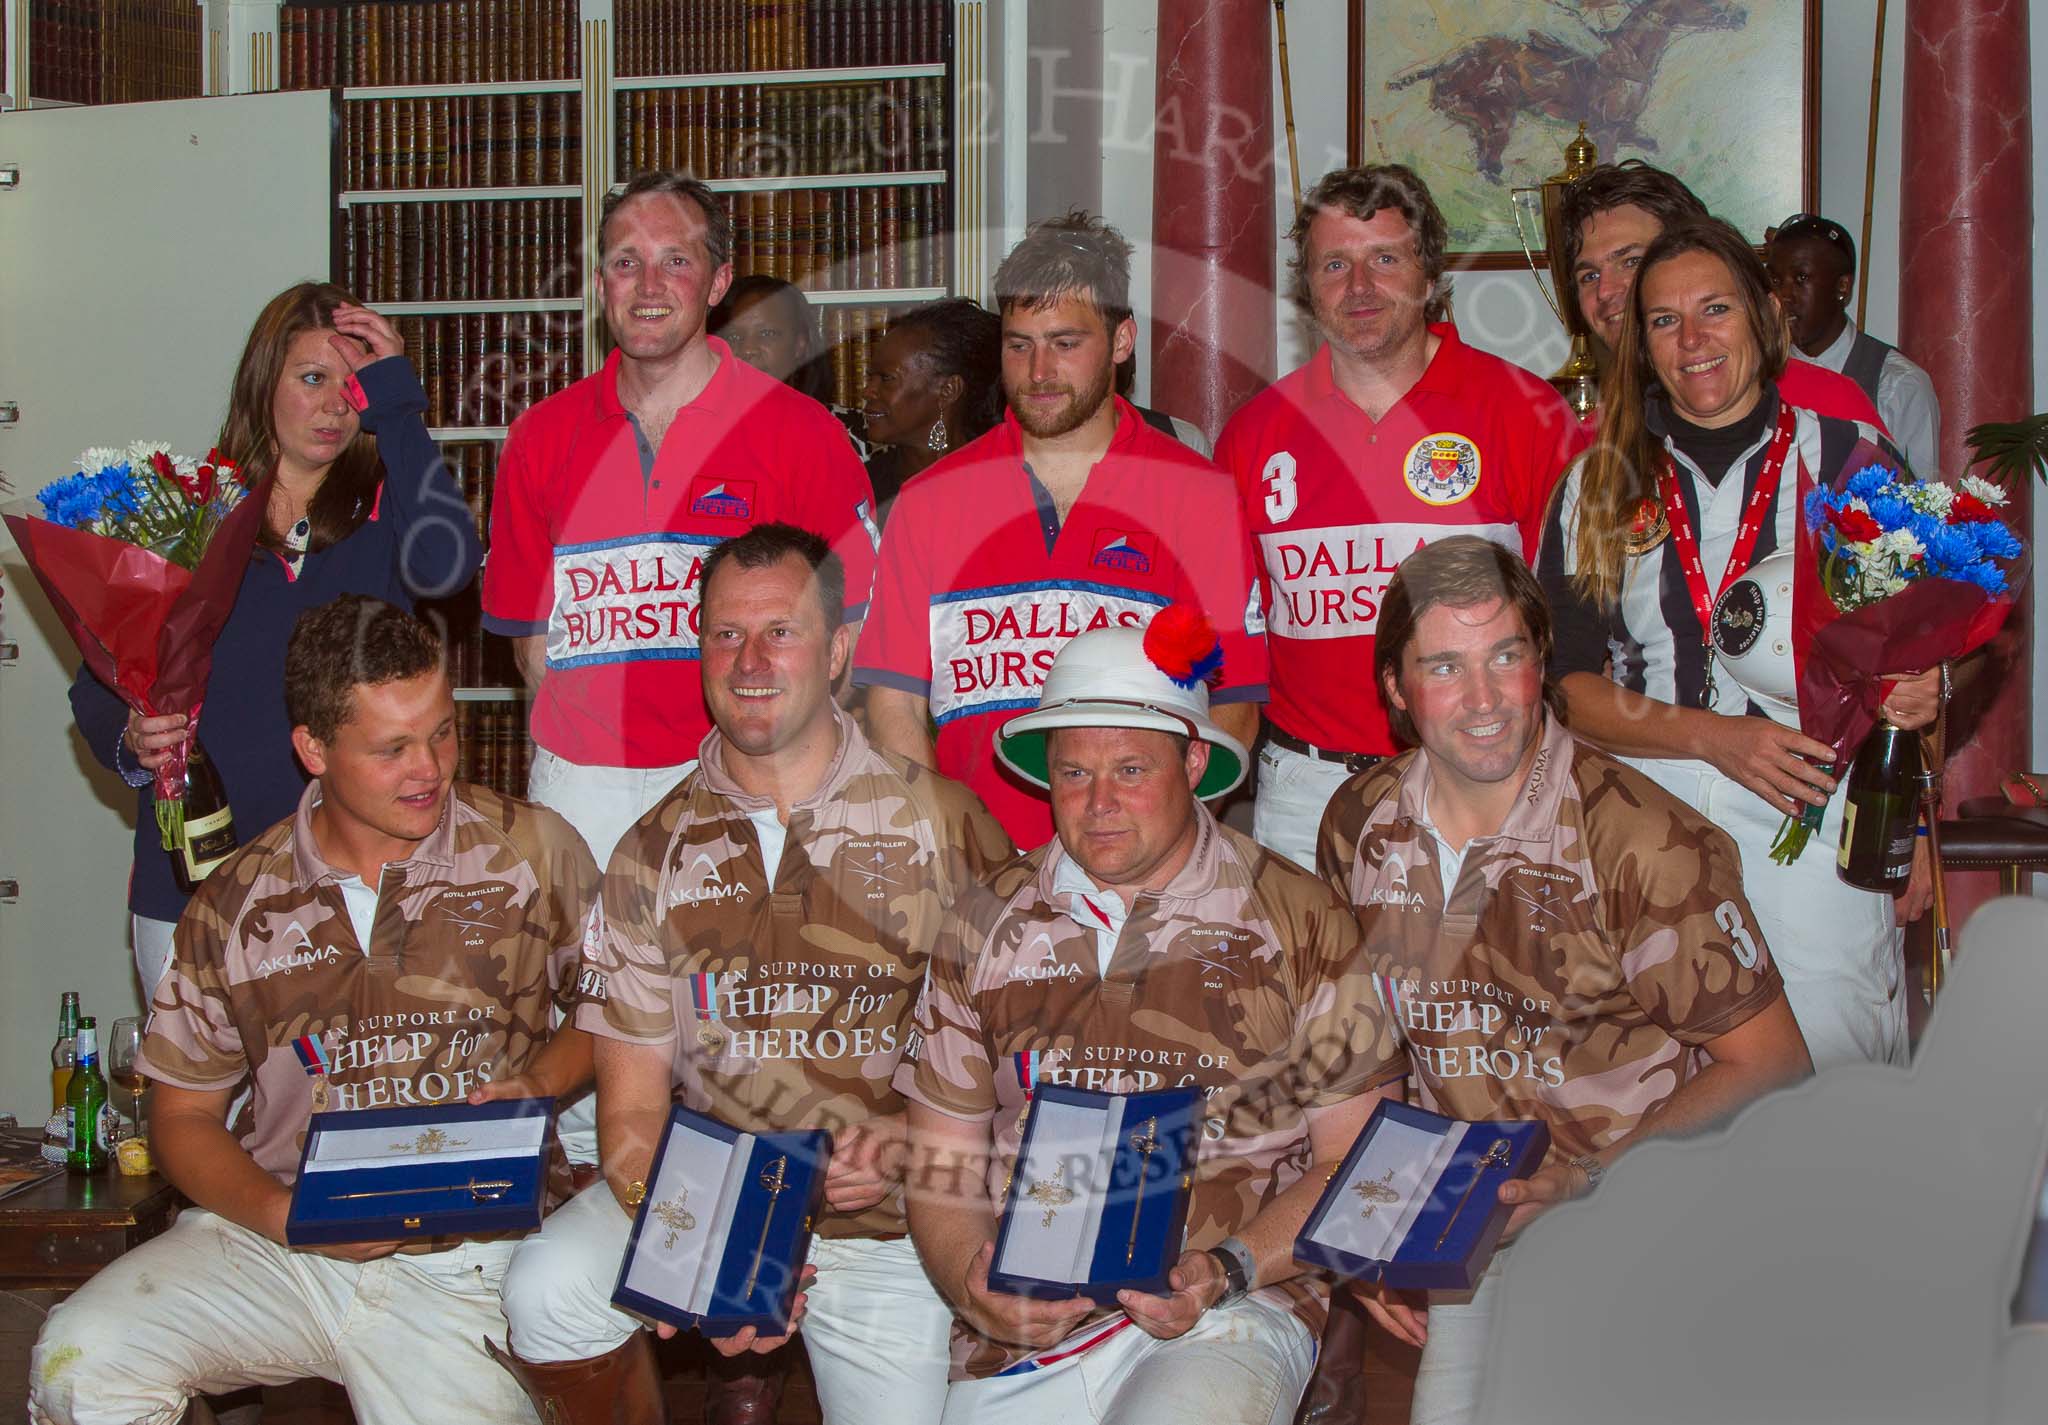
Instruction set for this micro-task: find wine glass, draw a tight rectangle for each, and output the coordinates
[107,1017,145,1139]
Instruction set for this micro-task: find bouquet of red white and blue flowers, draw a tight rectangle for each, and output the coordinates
[1768,462,2029,862]
[4,443,268,848]
[1806,467,2021,608]
[34,443,253,568]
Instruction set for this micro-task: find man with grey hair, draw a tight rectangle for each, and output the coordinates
[1216,164,1585,875]
[856,211,1265,851]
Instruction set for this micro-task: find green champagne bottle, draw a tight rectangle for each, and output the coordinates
[65,1016,111,1176]
[1838,720,1923,892]
[172,741,239,893]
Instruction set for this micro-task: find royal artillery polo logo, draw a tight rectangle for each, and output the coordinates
[689,479,754,519]
[1403,433,1481,506]
[1092,529,1154,574]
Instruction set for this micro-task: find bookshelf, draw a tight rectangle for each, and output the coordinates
[9,0,203,106]
[20,0,974,795]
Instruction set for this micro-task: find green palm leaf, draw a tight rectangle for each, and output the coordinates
[1966,413,2048,490]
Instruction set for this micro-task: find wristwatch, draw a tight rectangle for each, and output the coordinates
[1569,1154,1605,1193]
[1204,1235,1256,1307]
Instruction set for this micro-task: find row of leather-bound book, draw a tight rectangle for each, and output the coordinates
[280,0,579,88]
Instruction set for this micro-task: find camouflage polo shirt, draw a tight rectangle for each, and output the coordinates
[1318,715,1784,1162]
[138,781,600,1182]
[576,706,1016,1239]
[899,807,1405,1379]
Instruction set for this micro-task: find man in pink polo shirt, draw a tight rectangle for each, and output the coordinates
[483,170,877,875]
[856,212,1264,849]
[1216,165,1586,874]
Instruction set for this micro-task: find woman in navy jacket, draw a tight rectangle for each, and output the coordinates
[71,283,484,990]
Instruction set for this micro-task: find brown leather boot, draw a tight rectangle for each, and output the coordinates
[702,1342,789,1425]
[1293,1288,1371,1425]
[484,1333,668,1425]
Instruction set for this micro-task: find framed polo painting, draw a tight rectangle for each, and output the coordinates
[1347,0,1822,266]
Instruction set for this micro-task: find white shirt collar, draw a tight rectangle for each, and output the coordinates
[1809,318,1859,375]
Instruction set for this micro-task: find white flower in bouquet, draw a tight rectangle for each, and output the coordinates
[1875,526,1925,568]
[1959,473,2011,508]
[1903,479,1953,519]
[76,447,127,475]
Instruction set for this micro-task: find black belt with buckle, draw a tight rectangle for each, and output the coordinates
[1265,726,1383,775]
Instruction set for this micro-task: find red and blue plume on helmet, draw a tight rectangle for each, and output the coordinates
[1142,604,1223,688]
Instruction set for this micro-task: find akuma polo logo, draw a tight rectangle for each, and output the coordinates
[1092,529,1153,574]
[668,852,753,908]
[690,479,754,520]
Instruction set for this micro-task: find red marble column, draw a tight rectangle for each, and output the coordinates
[1150,0,1276,440]
[1898,0,2033,940]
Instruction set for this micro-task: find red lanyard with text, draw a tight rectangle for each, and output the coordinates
[1652,402,1798,708]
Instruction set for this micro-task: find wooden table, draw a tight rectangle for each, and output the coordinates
[0,1130,185,1411]
[0,1160,183,1288]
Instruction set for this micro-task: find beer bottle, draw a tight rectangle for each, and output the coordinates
[65,1016,112,1175]
[50,991,81,1112]
[172,741,239,893]
[1838,720,1923,892]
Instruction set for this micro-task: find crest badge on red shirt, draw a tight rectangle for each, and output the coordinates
[1403,434,1482,506]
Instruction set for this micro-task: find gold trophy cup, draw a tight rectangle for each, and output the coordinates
[1510,123,1602,420]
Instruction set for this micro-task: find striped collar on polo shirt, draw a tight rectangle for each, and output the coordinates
[287,779,459,889]
[1390,714,1575,849]
[1035,800,1225,916]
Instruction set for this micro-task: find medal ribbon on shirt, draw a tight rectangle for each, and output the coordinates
[1013,1050,1042,1102]
[1652,402,1798,708]
[292,1033,331,1076]
[688,971,722,1021]
[293,1033,333,1111]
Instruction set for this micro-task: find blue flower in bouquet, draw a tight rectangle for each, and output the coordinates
[1844,465,1896,502]
[1864,491,1913,531]
[1916,519,1988,580]
[1961,516,2023,563]
[95,467,145,520]
[35,472,96,528]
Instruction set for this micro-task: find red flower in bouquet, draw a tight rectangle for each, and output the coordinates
[1950,492,2000,525]
[1825,504,1884,543]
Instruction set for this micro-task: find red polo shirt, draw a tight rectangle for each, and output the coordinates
[854,399,1265,848]
[1216,324,1587,756]
[482,339,877,768]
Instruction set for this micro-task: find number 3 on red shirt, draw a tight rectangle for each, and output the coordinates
[1263,452,1299,524]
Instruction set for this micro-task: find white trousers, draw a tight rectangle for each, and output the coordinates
[29,1210,532,1425]
[1252,741,1362,872]
[1408,1252,1507,1425]
[525,747,696,1161]
[939,1296,1315,1425]
[502,1182,953,1425]
[1630,758,1906,1070]
[133,913,178,997]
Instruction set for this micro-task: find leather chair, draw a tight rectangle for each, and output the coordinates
[1937,799,2048,894]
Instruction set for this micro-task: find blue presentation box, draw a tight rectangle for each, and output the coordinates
[988,1083,1202,1305]
[1294,1100,1550,1293]
[285,1098,556,1247]
[611,1105,831,1338]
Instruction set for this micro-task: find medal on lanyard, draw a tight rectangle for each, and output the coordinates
[1623,496,1669,557]
[1652,405,1799,709]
